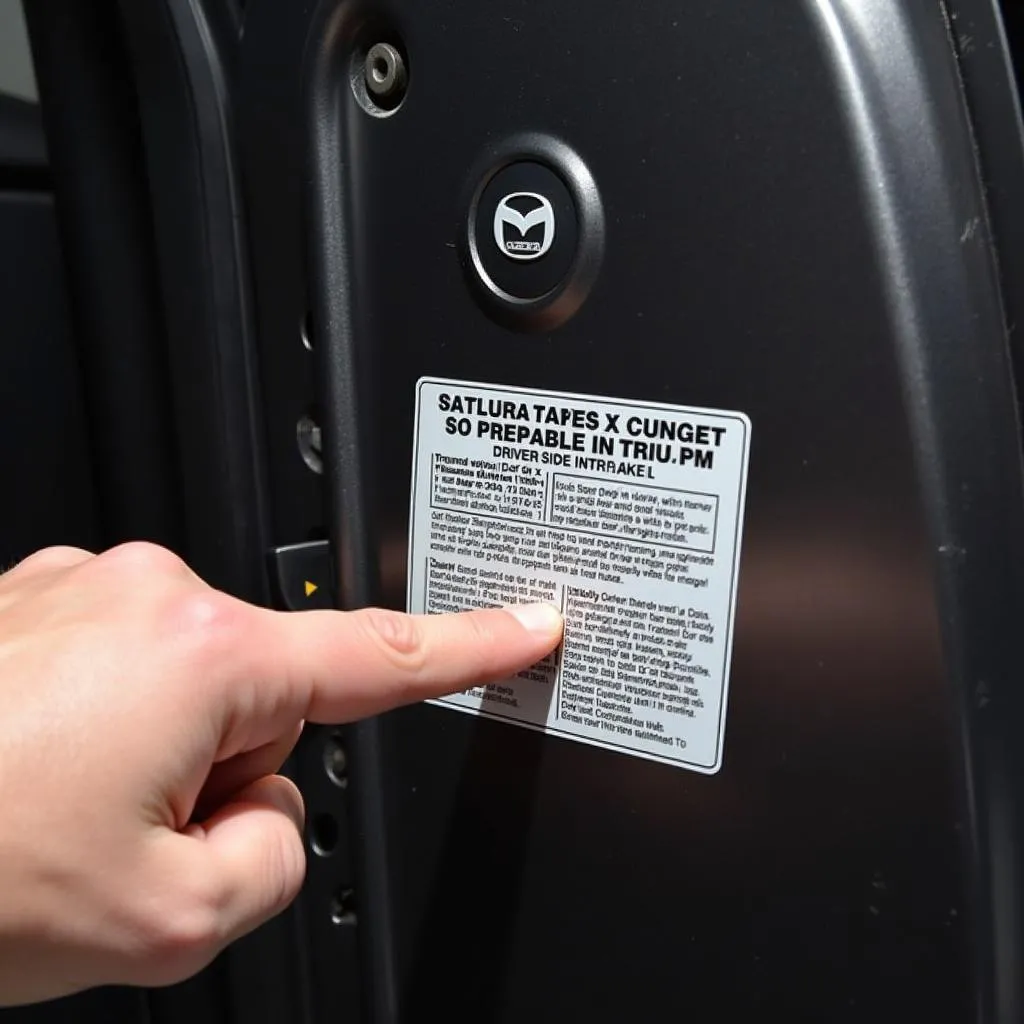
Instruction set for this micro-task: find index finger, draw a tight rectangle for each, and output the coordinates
[222,602,562,741]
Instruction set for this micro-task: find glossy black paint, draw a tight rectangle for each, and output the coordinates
[262,0,1024,1020]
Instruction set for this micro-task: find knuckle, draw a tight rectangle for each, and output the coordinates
[355,607,428,676]
[173,591,244,654]
[154,902,221,963]
[0,546,92,586]
[17,545,91,572]
[127,884,224,986]
[100,541,186,577]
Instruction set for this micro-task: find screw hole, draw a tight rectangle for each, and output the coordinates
[310,813,339,857]
[323,733,348,788]
[372,56,389,82]
[330,887,356,926]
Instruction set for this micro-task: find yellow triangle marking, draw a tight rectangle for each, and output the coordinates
[304,580,319,598]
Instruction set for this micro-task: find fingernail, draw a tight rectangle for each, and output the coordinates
[506,602,563,637]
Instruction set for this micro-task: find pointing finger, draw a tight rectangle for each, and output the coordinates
[217,603,562,750]
[286,603,562,723]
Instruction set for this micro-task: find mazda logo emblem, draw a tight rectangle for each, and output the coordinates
[493,192,556,261]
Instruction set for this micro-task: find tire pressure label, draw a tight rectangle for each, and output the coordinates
[407,378,751,773]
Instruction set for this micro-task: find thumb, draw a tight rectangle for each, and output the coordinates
[129,776,306,989]
[161,775,307,983]
[195,774,307,941]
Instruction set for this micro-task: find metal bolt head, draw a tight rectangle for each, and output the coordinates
[364,42,407,102]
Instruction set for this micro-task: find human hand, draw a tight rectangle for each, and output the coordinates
[0,542,562,1005]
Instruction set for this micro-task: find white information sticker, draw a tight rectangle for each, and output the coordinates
[407,378,751,773]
